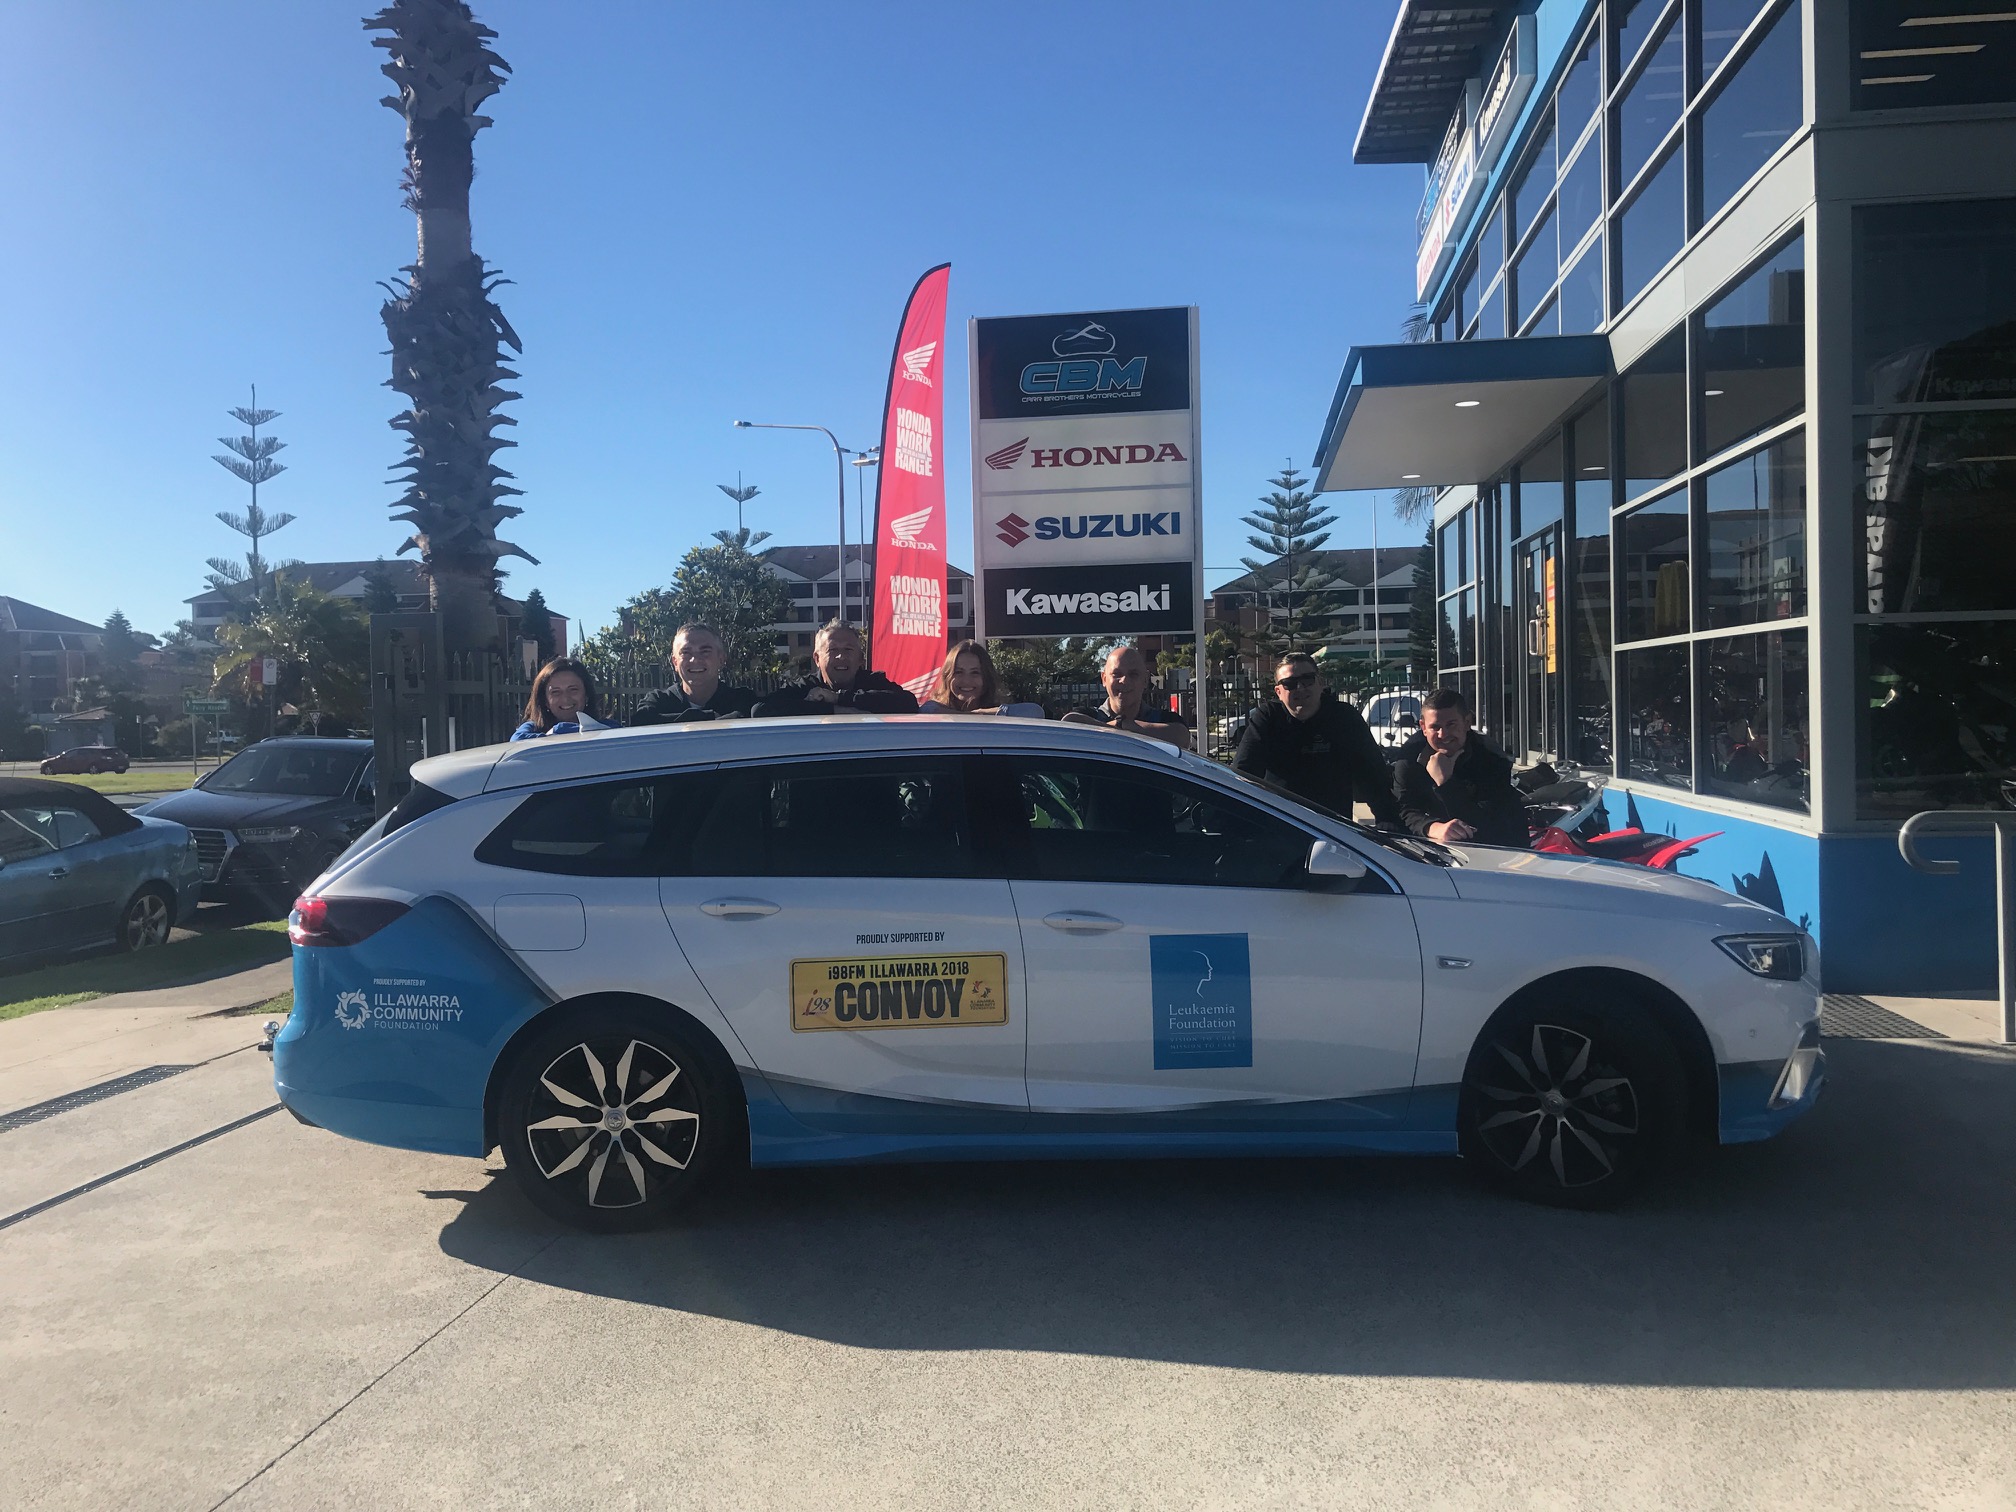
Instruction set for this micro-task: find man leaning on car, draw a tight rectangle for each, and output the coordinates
[1232,652,1401,825]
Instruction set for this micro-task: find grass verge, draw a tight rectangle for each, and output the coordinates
[28,771,201,796]
[0,921,291,1021]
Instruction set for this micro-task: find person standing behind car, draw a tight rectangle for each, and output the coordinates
[1060,644,1190,749]
[511,658,616,741]
[919,642,1045,718]
[1393,687,1529,846]
[1232,652,1402,826]
[631,623,758,724]
[752,621,920,717]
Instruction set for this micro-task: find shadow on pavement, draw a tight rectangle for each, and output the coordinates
[435,1037,2016,1389]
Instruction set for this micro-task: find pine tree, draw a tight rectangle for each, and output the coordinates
[207,389,297,603]
[1408,528,1437,684]
[517,586,556,663]
[1240,464,1338,654]
[361,563,403,615]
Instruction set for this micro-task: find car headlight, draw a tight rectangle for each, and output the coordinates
[237,826,301,844]
[1715,934,1805,981]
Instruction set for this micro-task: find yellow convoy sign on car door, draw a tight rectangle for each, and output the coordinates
[792,953,1009,1031]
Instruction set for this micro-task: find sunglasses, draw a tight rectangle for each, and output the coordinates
[1275,674,1318,690]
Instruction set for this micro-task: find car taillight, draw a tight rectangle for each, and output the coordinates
[288,895,410,947]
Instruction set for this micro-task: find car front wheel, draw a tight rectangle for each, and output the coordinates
[497,1006,730,1233]
[118,887,174,951]
[1458,993,1685,1210]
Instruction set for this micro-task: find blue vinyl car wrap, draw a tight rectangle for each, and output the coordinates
[277,895,553,1156]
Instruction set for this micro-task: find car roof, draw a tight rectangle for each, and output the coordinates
[0,777,143,835]
[410,715,1189,797]
[236,737,372,749]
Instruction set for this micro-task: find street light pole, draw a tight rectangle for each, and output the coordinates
[734,420,853,625]
[851,449,880,632]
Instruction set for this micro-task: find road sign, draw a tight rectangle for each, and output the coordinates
[260,657,280,687]
[184,698,229,715]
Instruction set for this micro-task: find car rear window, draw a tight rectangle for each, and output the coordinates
[383,780,457,836]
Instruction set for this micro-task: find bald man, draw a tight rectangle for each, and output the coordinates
[1060,644,1191,750]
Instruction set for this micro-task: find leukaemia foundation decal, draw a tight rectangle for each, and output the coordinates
[1149,934,1253,1070]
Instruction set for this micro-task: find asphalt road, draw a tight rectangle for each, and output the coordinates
[2,1032,2012,1510]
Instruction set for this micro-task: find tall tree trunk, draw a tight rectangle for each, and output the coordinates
[367,0,536,658]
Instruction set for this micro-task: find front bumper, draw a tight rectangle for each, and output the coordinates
[1718,1022,1826,1143]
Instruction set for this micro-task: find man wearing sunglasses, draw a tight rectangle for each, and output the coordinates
[1231,652,1402,827]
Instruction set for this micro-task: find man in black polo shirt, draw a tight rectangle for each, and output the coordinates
[631,623,758,724]
[1393,686,1529,847]
[1232,652,1402,826]
[1060,644,1190,749]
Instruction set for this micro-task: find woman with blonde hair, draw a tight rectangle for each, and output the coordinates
[919,641,1045,718]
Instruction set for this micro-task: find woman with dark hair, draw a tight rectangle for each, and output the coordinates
[511,657,616,741]
[919,641,1044,717]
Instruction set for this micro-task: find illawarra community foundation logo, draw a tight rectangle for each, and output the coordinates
[334,990,370,1029]
[900,341,937,384]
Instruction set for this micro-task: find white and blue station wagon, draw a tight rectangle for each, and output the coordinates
[274,717,1822,1230]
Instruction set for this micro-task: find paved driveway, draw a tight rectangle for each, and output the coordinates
[1,1029,2012,1511]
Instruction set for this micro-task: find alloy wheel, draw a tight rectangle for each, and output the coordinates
[122,892,172,950]
[1470,1022,1640,1189]
[523,1038,702,1210]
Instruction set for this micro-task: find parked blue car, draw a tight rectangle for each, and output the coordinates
[0,778,202,965]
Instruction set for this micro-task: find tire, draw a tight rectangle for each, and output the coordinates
[118,886,174,952]
[1457,990,1686,1210]
[496,1005,731,1233]
[290,840,344,894]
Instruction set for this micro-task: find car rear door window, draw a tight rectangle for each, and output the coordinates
[0,807,60,863]
[477,774,710,877]
[998,757,1312,889]
[707,757,974,880]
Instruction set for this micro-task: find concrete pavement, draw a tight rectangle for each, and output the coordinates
[0,985,2009,1509]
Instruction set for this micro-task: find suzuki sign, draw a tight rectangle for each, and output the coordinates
[970,306,1201,639]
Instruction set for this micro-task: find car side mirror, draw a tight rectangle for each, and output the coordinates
[1306,838,1368,887]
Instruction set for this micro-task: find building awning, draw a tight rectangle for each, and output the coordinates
[1311,334,1611,493]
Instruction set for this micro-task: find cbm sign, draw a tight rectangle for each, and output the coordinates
[976,307,1191,419]
[1018,355,1148,396]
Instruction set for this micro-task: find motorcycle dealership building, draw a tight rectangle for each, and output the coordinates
[1317,0,2013,991]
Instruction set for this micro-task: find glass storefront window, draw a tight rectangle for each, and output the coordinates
[1557,139,1602,258]
[1701,629,1809,811]
[1698,2,1803,226]
[1615,0,1671,79]
[1853,200,2016,407]
[1856,621,2016,818]
[1459,588,1478,665]
[1476,278,1505,341]
[1523,296,1560,337]
[1699,234,1805,459]
[1700,0,1769,83]
[1478,199,1506,287]
[1559,26,1602,146]
[1438,510,1471,595]
[1439,595,1459,667]
[1704,431,1806,628]
[1517,431,1565,533]
[1621,643,1693,787]
[1512,111,1557,239]
[1617,18,1684,190]
[1621,328,1686,498]
[1620,491,1691,641]
[1457,253,1479,336]
[1618,148,1684,306]
[1559,242,1605,334]
[1569,400,1614,772]
[1852,1,2016,112]
[1855,410,2016,614]
[1512,206,1558,329]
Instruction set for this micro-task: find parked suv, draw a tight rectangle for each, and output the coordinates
[137,738,376,913]
[40,745,131,776]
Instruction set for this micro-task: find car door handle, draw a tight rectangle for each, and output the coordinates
[45,867,69,879]
[699,898,781,919]
[1043,911,1122,934]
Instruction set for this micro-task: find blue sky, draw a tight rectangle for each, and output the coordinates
[0,0,1425,641]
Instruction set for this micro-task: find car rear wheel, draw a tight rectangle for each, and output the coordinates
[118,887,174,952]
[1458,992,1685,1210]
[497,1006,729,1233]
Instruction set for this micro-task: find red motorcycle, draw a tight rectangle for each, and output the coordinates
[1524,782,1721,871]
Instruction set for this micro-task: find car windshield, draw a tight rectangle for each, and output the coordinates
[201,745,365,798]
[1179,750,1462,867]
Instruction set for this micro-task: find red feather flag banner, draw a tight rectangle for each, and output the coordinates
[870,263,952,699]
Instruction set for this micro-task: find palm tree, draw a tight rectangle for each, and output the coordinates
[366,0,535,655]
[214,581,371,733]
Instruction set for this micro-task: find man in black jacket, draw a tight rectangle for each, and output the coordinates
[1392,687,1529,847]
[752,621,920,717]
[1232,653,1402,825]
[631,623,758,724]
